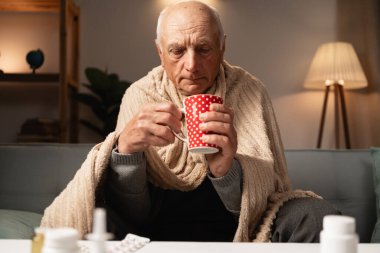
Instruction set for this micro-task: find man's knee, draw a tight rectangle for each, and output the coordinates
[271,197,340,242]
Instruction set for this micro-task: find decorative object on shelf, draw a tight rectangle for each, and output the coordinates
[17,117,60,143]
[26,49,44,74]
[304,41,368,149]
[76,67,132,138]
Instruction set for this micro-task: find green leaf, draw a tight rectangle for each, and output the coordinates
[108,73,119,84]
[92,105,107,121]
[75,93,101,107]
[76,93,107,120]
[78,67,132,138]
[102,107,121,135]
[85,68,110,99]
[108,107,120,118]
[107,80,131,105]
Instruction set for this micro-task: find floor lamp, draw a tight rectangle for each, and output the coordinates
[304,42,367,149]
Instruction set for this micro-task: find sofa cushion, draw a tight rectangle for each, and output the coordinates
[285,149,376,243]
[370,147,380,243]
[0,144,93,214]
[0,209,42,239]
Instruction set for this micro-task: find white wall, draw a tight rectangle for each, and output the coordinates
[219,0,338,148]
[1,0,379,149]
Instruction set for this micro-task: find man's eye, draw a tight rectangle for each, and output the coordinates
[197,47,211,54]
[169,48,184,56]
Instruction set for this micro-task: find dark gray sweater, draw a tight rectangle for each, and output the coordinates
[105,149,243,241]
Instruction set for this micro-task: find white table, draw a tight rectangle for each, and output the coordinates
[1,239,379,253]
[138,242,380,253]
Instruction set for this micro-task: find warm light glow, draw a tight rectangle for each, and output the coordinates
[304,42,367,90]
[0,44,31,73]
[159,0,219,9]
[0,12,59,73]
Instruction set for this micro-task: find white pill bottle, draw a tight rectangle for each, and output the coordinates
[320,215,358,253]
[42,227,80,253]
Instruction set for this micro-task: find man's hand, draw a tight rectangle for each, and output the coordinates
[199,103,237,178]
[118,103,182,154]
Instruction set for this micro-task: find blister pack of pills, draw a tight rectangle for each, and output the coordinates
[109,233,150,253]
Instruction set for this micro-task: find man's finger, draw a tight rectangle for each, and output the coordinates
[155,103,183,120]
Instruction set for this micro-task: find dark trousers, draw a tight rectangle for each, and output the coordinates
[271,197,341,242]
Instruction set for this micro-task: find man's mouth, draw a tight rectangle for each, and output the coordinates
[183,77,204,82]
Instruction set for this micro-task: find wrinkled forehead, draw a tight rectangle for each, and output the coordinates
[161,7,219,42]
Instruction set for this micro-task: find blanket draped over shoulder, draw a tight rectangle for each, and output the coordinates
[41,61,319,242]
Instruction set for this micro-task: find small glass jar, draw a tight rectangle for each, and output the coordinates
[31,227,45,253]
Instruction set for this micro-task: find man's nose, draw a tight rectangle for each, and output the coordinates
[184,50,198,72]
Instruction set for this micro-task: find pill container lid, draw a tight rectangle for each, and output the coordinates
[43,227,79,250]
[323,215,356,235]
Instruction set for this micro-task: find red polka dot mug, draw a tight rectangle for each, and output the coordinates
[173,94,223,154]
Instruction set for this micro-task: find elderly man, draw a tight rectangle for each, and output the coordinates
[41,1,339,242]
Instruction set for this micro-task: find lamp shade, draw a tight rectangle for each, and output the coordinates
[304,42,367,89]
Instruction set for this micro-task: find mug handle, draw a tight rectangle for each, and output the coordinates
[172,108,187,143]
[172,131,188,143]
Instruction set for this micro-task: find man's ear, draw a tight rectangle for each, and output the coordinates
[155,40,164,67]
[222,34,226,53]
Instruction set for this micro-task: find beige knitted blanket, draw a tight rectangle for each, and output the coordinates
[41,61,319,241]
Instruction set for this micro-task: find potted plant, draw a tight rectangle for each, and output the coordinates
[76,67,132,138]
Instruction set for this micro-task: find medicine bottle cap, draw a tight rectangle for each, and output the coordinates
[42,227,79,253]
[323,215,355,235]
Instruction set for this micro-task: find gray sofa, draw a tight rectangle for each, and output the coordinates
[0,144,377,242]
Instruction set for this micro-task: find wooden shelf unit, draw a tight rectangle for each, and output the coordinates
[0,73,60,82]
[0,0,80,143]
[0,0,60,13]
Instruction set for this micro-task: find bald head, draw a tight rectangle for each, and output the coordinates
[156,1,225,50]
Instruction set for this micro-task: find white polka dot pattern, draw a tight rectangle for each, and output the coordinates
[183,94,223,150]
